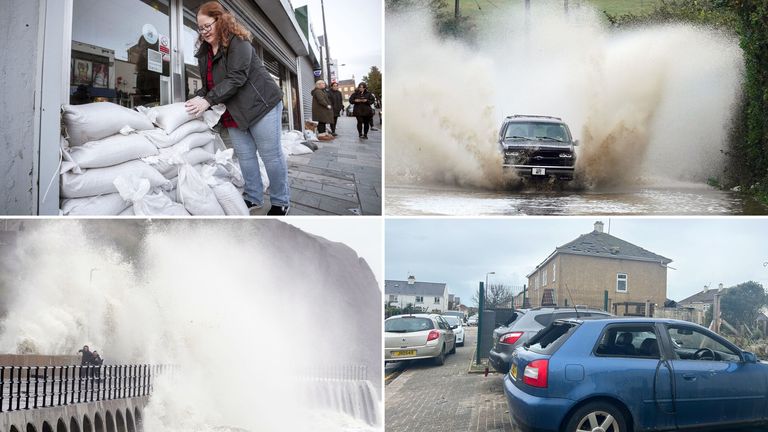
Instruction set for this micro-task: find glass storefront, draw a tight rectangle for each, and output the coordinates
[70,0,301,130]
[70,0,171,107]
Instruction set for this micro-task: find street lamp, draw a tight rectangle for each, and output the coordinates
[485,271,495,290]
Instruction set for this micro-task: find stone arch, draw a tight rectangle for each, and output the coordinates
[93,413,104,432]
[25,424,37,432]
[115,411,126,432]
[105,411,115,432]
[56,419,67,432]
[81,416,91,432]
[133,408,142,432]
[42,422,53,432]
[69,418,80,432]
[10,426,20,432]
[125,409,135,432]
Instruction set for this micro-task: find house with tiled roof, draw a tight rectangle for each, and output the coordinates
[526,221,672,316]
[385,276,449,313]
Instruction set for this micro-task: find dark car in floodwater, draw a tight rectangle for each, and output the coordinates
[504,317,768,432]
[499,115,578,181]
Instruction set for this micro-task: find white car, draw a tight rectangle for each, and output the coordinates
[442,315,465,346]
[467,315,479,326]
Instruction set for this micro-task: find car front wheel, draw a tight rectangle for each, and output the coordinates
[565,402,627,432]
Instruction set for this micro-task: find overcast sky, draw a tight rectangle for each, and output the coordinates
[386,218,768,306]
[290,0,382,83]
[286,218,382,285]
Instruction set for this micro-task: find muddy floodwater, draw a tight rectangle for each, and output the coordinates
[385,184,768,216]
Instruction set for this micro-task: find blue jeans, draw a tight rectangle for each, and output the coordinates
[227,101,290,207]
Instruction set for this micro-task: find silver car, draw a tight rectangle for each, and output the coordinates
[385,314,456,365]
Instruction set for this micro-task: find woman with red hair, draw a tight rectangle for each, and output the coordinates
[185,1,290,215]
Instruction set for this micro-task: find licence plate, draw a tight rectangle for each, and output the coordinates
[511,364,518,380]
[532,168,546,175]
[393,350,416,357]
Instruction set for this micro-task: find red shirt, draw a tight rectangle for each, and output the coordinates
[207,49,238,128]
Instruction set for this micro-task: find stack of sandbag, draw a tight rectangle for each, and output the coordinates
[59,102,252,216]
[60,102,168,215]
[282,130,315,155]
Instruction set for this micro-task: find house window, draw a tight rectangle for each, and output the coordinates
[434,297,441,304]
[416,296,424,303]
[552,263,556,282]
[542,269,547,286]
[616,273,628,292]
[389,295,397,302]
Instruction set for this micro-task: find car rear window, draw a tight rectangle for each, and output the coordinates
[533,311,610,327]
[385,317,434,333]
[526,321,578,355]
[443,316,461,326]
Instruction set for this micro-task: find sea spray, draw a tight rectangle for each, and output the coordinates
[0,220,382,431]
[386,2,743,190]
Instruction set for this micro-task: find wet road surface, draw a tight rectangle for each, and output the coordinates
[385,183,768,216]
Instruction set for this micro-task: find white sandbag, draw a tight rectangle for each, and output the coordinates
[114,175,189,216]
[213,149,245,187]
[60,193,130,216]
[146,145,215,179]
[169,131,214,153]
[176,164,225,215]
[283,139,313,155]
[61,160,170,199]
[68,133,159,170]
[140,120,210,148]
[62,102,155,146]
[212,182,249,216]
[137,102,198,134]
[119,206,135,216]
[303,130,318,141]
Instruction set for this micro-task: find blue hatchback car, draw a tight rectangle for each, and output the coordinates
[504,317,768,432]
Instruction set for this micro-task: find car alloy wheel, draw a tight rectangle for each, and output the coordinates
[566,402,626,432]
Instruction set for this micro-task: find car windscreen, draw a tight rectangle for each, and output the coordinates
[443,316,461,326]
[385,317,435,333]
[526,321,578,355]
[504,122,569,142]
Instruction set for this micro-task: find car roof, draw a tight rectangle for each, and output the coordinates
[504,114,564,124]
[557,317,710,327]
[386,313,441,320]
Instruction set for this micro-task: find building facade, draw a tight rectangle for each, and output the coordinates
[385,276,449,314]
[1,0,321,215]
[526,221,671,316]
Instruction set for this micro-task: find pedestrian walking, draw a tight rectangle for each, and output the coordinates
[328,81,344,136]
[311,80,334,135]
[349,82,375,139]
[185,1,290,216]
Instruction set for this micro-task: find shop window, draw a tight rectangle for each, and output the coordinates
[71,0,171,106]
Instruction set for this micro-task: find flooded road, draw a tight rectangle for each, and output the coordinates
[385,184,767,216]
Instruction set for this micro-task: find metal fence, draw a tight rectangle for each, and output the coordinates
[0,364,170,412]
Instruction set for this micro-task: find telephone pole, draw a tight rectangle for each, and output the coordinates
[455,0,460,19]
[320,0,331,83]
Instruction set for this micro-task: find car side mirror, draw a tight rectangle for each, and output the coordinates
[573,139,579,146]
[451,324,458,330]
[742,351,758,363]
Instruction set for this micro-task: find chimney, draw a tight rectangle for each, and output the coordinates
[594,221,604,233]
[703,284,708,293]
[407,275,416,285]
[718,283,724,292]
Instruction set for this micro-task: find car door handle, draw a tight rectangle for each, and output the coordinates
[682,374,697,381]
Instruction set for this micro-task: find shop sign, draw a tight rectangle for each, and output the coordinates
[148,49,163,73]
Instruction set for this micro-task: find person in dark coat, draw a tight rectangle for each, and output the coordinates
[349,82,375,139]
[311,80,334,134]
[328,81,344,136]
[78,345,94,378]
[185,1,290,215]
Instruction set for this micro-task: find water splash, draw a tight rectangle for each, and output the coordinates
[385,2,743,190]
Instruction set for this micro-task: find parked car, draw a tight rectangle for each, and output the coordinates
[442,315,465,346]
[498,115,578,181]
[466,315,478,326]
[504,317,768,432]
[385,314,456,366]
[489,307,612,374]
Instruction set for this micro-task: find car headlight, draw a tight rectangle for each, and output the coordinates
[558,153,573,158]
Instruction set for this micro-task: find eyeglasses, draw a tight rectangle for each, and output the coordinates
[197,18,218,33]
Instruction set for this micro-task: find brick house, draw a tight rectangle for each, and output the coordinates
[526,221,672,316]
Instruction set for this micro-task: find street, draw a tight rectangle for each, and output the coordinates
[385,327,514,432]
[385,184,768,216]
